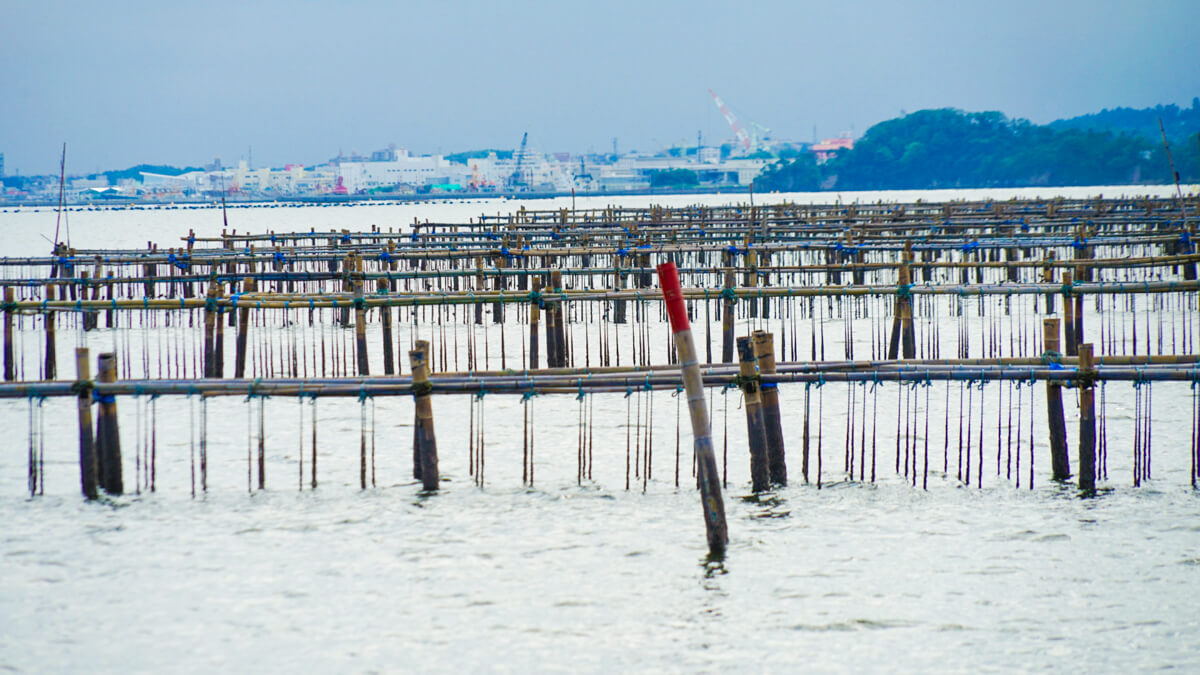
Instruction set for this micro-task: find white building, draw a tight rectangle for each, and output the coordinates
[337,150,468,193]
[595,156,770,189]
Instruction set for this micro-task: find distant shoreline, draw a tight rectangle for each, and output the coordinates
[4,182,1196,211]
[0,185,754,209]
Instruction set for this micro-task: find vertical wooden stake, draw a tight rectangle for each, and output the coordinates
[737,336,771,492]
[474,257,485,325]
[529,277,541,369]
[1063,271,1077,356]
[214,301,225,379]
[203,281,217,377]
[4,287,15,380]
[353,259,369,376]
[752,331,787,485]
[1078,343,1096,492]
[1042,253,1056,314]
[1044,318,1071,481]
[613,261,627,324]
[410,340,439,491]
[235,278,254,378]
[544,294,558,368]
[900,260,916,359]
[379,278,394,375]
[95,352,123,495]
[1073,264,1085,352]
[658,261,728,556]
[76,348,98,499]
[744,246,759,319]
[105,271,116,328]
[721,270,735,363]
[550,270,566,368]
[44,285,57,380]
[493,255,505,324]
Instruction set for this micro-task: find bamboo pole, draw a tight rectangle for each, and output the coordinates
[353,259,369,376]
[234,278,254,378]
[1044,318,1071,481]
[550,270,566,369]
[95,352,123,495]
[1063,271,1077,357]
[752,331,787,485]
[76,348,98,499]
[721,270,735,363]
[203,281,218,377]
[1078,343,1096,492]
[737,336,771,492]
[657,261,728,556]
[529,277,541,369]
[4,288,14,381]
[379,278,395,375]
[44,285,56,380]
[410,339,439,491]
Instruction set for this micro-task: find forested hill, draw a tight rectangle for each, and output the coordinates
[756,107,1199,192]
[1050,100,1200,144]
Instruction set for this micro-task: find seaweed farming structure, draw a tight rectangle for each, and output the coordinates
[2,194,1198,555]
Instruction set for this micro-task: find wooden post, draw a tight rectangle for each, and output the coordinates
[657,261,728,556]
[529,277,541,369]
[353,260,369,376]
[379,278,394,375]
[550,270,566,368]
[78,271,92,331]
[76,348,98,499]
[338,253,352,327]
[493,256,505,324]
[1063,270,1077,357]
[758,250,771,319]
[721,270,735,363]
[1042,253,1056,314]
[104,272,116,328]
[410,340,439,491]
[203,281,217,377]
[744,246,759,319]
[888,262,915,359]
[1073,264,1085,353]
[95,352,123,495]
[234,278,254,378]
[474,257,485,325]
[143,261,154,298]
[1078,343,1096,492]
[4,287,14,381]
[213,298,225,379]
[752,331,786,486]
[613,261,627,324]
[544,293,559,368]
[901,260,916,358]
[44,285,57,380]
[638,248,652,289]
[1044,318,1071,481]
[737,336,771,492]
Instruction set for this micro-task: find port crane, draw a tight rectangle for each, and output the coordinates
[508,132,529,190]
[707,89,771,153]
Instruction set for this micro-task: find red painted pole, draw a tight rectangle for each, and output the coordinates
[658,261,728,556]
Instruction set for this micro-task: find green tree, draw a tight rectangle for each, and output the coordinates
[649,168,699,189]
[754,152,820,191]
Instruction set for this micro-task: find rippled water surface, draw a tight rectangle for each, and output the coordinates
[2,188,1198,672]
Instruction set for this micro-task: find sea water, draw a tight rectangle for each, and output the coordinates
[1,187,1198,672]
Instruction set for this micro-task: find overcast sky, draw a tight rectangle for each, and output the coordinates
[2,0,1197,175]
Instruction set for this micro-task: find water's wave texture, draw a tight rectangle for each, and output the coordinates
[2,190,1198,672]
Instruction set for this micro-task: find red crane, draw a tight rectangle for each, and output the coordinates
[708,89,752,151]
